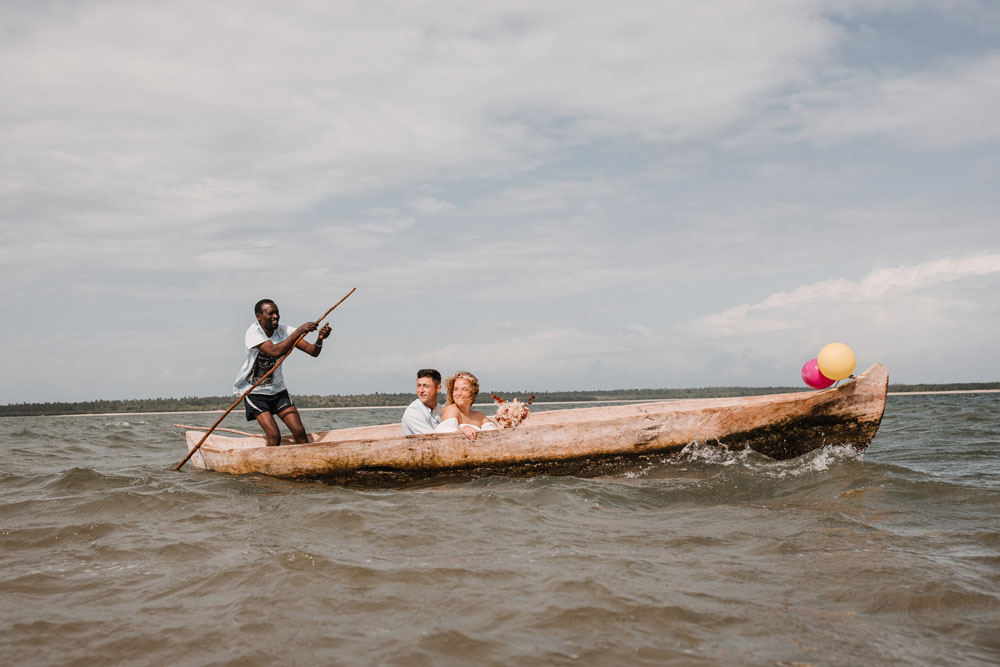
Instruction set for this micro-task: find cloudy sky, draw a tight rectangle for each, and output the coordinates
[2,0,999,403]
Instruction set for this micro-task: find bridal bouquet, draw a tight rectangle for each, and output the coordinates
[492,394,536,429]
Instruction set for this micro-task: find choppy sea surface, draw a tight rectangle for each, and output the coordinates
[2,394,998,666]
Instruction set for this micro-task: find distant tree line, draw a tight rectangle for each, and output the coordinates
[2,382,997,417]
[886,382,1000,393]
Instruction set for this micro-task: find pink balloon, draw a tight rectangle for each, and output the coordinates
[801,358,835,389]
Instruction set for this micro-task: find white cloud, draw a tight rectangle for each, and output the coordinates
[341,326,646,390]
[409,196,456,215]
[790,54,1000,149]
[628,324,654,336]
[685,253,1000,337]
[194,249,260,269]
[0,1,843,234]
[353,212,416,235]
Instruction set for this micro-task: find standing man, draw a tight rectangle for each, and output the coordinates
[235,299,331,446]
[401,369,442,435]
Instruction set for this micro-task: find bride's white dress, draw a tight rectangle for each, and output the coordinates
[434,417,499,433]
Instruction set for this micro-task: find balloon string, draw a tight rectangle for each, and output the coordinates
[834,375,857,388]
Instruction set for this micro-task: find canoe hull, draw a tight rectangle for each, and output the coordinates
[184,363,888,485]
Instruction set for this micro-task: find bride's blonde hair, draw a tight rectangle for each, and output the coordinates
[445,371,480,405]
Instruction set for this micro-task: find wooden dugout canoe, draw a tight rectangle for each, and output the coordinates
[183,363,888,486]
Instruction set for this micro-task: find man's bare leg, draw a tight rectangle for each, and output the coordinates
[255,411,283,446]
[278,406,309,444]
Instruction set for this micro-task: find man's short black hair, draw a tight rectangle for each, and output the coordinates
[254,299,276,315]
[417,368,441,384]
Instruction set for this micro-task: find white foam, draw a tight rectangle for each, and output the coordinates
[678,439,756,466]
[675,441,864,477]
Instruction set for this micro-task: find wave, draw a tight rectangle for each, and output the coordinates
[41,467,153,493]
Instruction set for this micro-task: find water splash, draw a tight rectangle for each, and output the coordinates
[673,440,865,478]
[677,439,757,466]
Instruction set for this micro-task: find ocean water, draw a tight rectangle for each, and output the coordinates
[1,394,998,666]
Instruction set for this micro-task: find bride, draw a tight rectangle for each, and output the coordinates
[434,371,498,441]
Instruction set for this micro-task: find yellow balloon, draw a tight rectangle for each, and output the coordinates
[817,342,856,381]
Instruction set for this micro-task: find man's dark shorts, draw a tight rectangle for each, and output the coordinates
[245,390,295,421]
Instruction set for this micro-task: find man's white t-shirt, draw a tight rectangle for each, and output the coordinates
[401,398,442,435]
[233,323,295,396]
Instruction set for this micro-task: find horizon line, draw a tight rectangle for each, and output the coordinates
[10,388,999,419]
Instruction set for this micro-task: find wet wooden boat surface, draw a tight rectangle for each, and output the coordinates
[184,363,888,486]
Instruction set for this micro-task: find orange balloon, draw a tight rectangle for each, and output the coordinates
[817,343,856,381]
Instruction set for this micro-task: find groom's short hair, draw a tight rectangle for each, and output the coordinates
[417,369,441,384]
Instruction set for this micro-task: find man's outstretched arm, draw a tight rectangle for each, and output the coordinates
[295,322,331,357]
[258,321,319,357]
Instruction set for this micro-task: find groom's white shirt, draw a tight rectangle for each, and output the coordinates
[401,398,442,435]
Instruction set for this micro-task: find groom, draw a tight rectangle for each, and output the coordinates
[401,369,442,435]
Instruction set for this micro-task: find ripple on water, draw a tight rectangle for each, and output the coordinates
[2,522,118,551]
[40,467,149,493]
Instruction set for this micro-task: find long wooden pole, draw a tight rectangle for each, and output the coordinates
[174,288,356,471]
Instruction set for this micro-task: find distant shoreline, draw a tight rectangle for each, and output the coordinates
[24,389,1000,418]
[887,389,1000,396]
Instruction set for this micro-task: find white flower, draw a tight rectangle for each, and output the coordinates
[493,395,534,428]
